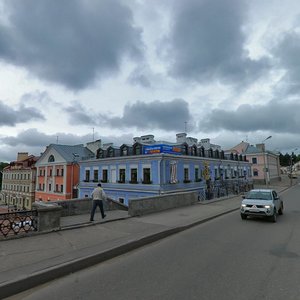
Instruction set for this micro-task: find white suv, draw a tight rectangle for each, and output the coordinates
[240,189,283,222]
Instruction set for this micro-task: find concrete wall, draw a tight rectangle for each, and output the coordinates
[128,191,198,217]
[33,202,62,232]
[53,198,128,217]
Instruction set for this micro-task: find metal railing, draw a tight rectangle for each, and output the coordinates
[0,210,38,238]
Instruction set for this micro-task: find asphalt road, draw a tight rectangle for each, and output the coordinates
[7,185,300,300]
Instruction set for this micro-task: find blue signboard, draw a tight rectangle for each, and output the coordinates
[143,144,182,155]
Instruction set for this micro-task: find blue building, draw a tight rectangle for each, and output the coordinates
[78,134,252,205]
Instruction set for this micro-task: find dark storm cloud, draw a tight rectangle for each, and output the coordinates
[200,100,300,133]
[273,29,300,95]
[64,99,193,131]
[166,0,269,85]
[0,0,143,89]
[0,101,44,126]
[109,99,193,130]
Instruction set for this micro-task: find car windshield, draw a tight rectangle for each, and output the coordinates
[246,191,272,200]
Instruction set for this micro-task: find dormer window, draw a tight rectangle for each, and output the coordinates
[48,155,55,162]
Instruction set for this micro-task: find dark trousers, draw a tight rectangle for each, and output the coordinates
[90,200,105,220]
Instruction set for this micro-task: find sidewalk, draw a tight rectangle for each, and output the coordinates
[0,180,292,299]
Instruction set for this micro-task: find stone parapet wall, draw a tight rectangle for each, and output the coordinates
[128,191,198,217]
[53,198,128,217]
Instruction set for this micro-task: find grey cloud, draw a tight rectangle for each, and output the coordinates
[165,0,269,86]
[128,67,151,88]
[0,101,44,126]
[109,99,193,131]
[0,0,143,90]
[273,29,300,95]
[65,99,194,131]
[0,128,92,147]
[199,100,300,133]
[64,101,94,125]
[20,90,59,106]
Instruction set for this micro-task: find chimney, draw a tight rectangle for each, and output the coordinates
[17,152,28,161]
[256,143,265,152]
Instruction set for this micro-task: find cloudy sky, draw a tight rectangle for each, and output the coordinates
[0,0,300,162]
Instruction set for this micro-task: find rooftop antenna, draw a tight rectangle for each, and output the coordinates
[184,121,187,133]
[92,127,95,142]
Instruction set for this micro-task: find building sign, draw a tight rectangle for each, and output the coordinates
[143,144,182,155]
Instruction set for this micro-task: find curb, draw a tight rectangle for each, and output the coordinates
[0,207,239,299]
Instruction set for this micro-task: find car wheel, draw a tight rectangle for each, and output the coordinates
[278,203,284,215]
[271,210,277,223]
[241,213,247,220]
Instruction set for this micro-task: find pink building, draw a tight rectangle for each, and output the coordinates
[228,142,281,184]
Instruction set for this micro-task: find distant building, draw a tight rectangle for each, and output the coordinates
[228,141,281,184]
[34,142,98,202]
[79,134,252,205]
[1,153,39,210]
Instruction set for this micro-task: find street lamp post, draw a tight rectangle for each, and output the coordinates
[262,136,272,186]
[290,148,298,186]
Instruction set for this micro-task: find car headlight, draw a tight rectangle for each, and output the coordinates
[264,205,271,209]
[241,204,246,208]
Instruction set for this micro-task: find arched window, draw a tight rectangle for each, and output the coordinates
[48,155,55,162]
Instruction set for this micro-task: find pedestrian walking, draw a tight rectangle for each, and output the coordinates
[90,183,107,221]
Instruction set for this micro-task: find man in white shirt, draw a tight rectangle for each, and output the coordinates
[90,183,107,221]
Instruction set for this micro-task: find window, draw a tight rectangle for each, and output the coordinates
[49,169,52,176]
[61,185,63,193]
[119,198,124,204]
[102,169,108,183]
[108,148,114,157]
[56,169,60,176]
[121,147,128,156]
[119,169,125,183]
[93,169,99,182]
[195,167,200,181]
[191,146,197,156]
[253,169,258,176]
[61,169,64,176]
[214,168,218,179]
[48,155,55,162]
[49,184,52,192]
[252,157,257,164]
[56,184,58,192]
[85,170,90,182]
[184,167,190,183]
[142,168,151,184]
[133,144,142,155]
[130,168,138,183]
